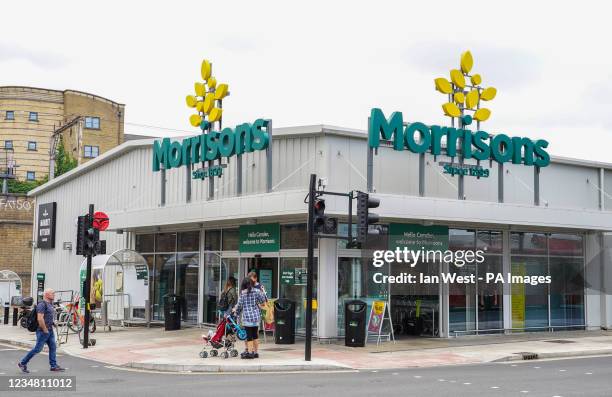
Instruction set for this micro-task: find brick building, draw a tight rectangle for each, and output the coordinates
[0,194,33,298]
[0,86,125,183]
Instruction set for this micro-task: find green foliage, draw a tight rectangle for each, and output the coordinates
[55,136,77,177]
[7,176,47,194]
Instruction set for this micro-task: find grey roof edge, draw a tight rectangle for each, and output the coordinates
[28,123,612,196]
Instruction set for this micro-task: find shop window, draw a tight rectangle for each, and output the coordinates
[280,224,308,249]
[176,253,200,322]
[337,257,389,336]
[510,256,549,330]
[449,229,475,251]
[510,232,547,255]
[27,141,37,151]
[548,233,583,257]
[178,231,199,251]
[221,228,239,251]
[204,230,221,251]
[155,233,176,252]
[280,258,318,332]
[29,112,38,121]
[85,116,100,129]
[549,257,584,328]
[476,230,502,254]
[337,223,357,249]
[153,254,176,320]
[26,171,35,181]
[135,234,155,252]
[5,111,14,120]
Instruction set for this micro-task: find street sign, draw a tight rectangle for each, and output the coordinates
[93,211,109,231]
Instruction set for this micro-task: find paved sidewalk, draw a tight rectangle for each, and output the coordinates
[1,323,612,372]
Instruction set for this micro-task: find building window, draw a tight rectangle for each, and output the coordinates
[85,116,100,129]
[5,111,14,120]
[26,171,35,181]
[84,145,99,158]
[29,112,38,122]
[4,140,13,149]
[27,141,37,151]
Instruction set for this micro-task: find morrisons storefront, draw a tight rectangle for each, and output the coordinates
[28,56,612,338]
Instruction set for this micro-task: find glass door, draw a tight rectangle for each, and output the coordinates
[241,257,279,298]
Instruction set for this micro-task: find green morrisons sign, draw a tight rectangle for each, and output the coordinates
[388,223,449,251]
[368,108,550,168]
[152,119,270,172]
[239,223,280,252]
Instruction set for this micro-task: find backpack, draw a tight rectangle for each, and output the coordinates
[217,291,230,311]
[26,305,38,332]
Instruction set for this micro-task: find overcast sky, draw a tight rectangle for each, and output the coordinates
[1,1,611,162]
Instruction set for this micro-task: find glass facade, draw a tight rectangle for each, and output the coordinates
[449,229,504,334]
[135,231,200,323]
[510,232,585,331]
[135,224,586,337]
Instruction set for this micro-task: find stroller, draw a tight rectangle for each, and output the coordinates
[200,312,247,359]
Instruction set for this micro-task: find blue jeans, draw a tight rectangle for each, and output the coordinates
[20,329,57,369]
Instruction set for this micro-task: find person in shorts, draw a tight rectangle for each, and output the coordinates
[233,277,266,359]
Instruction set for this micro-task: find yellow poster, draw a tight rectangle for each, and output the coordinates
[373,300,385,315]
[511,262,526,330]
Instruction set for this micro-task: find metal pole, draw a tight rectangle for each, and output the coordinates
[83,204,94,348]
[305,173,316,361]
[3,302,8,324]
[266,120,273,193]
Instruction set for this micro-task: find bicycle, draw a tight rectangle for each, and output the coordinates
[56,295,95,334]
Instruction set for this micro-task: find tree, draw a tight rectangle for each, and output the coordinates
[54,136,77,177]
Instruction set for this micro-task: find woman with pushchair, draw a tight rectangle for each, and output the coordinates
[233,277,266,359]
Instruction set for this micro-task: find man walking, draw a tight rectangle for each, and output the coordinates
[18,288,65,373]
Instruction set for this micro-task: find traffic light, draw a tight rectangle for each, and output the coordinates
[76,214,105,256]
[76,215,88,256]
[312,198,338,235]
[356,191,380,244]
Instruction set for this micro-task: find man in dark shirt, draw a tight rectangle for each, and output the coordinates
[18,288,65,373]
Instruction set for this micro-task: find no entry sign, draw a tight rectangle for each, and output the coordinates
[93,211,109,231]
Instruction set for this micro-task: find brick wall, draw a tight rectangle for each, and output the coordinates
[0,195,33,297]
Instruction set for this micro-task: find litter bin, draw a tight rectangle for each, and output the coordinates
[274,299,295,344]
[344,300,367,347]
[164,294,181,331]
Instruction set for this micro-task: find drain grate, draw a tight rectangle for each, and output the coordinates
[515,352,539,360]
[544,339,575,344]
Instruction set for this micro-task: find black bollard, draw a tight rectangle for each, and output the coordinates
[3,303,8,325]
[12,308,18,326]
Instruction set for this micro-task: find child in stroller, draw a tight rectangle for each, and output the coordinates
[200,312,246,359]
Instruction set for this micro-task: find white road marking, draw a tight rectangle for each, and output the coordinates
[585,372,592,375]
[371,370,378,373]
[91,365,99,368]
[463,382,471,385]
[392,373,398,376]
[511,364,517,367]
[533,366,541,369]
[491,386,499,389]
[559,369,566,372]
[438,379,445,382]
[520,391,529,394]
[0,372,5,375]
[414,375,421,379]
[0,348,18,351]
